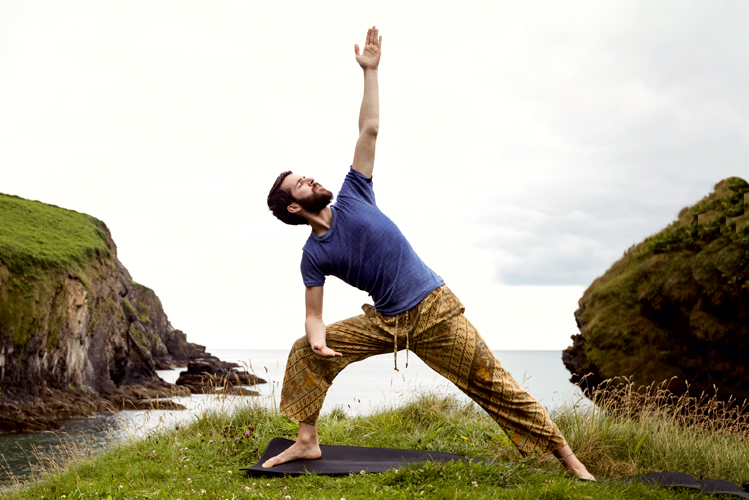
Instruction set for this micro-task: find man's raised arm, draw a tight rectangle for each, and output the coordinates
[352,26,381,178]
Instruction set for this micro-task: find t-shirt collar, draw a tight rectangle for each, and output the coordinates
[310,205,336,242]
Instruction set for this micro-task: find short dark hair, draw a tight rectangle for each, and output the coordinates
[267,171,308,225]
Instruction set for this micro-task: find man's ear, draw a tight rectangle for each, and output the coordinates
[287,203,302,215]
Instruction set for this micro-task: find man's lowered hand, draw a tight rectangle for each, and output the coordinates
[311,343,343,357]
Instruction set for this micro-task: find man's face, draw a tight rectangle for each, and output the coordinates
[281,174,333,213]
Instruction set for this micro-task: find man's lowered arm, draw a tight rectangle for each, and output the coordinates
[352,26,381,178]
[305,286,342,357]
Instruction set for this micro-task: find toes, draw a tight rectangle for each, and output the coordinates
[261,456,283,468]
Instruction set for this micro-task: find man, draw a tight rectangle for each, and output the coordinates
[264,26,594,481]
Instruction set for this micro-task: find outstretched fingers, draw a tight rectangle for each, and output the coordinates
[354,26,382,66]
[370,26,381,48]
[355,27,381,54]
[315,345,342,357]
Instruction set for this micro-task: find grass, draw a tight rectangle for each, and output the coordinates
[0,193,110,274]
[555,377,749,481]
[2,383,748,500]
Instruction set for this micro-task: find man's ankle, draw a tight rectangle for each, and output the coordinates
[296,435,318,445]
[297,423,319,445]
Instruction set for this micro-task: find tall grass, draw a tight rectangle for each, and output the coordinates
[554,376,749,482]
[2,380,748,499]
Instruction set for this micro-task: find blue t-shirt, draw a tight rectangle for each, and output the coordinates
[301,167,444,316]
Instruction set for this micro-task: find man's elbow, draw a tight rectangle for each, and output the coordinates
[361,119,379,137]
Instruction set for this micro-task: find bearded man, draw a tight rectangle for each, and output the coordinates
[264,26,594,481]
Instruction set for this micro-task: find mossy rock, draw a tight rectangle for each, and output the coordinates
[563,177,749,402]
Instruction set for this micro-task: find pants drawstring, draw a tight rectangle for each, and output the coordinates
[392,289,443,371]
[406,326,409,369]
[393,316,399,372]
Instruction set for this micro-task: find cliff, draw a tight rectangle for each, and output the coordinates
[0,193,246,432]
[563,177,749,401]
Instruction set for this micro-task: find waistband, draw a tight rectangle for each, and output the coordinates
[361,285,462,371]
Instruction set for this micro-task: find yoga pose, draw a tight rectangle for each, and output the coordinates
[265,26,594,481]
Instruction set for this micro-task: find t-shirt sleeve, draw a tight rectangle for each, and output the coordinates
[301,250,326,287]
[336,166,376,206]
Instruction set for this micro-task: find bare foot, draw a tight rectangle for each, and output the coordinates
[261,440,322,468]
[553,446,596,481]
[564,459,596,481]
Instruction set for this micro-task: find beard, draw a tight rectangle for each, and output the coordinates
[296,184,333,213]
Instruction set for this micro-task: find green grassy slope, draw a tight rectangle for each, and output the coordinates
[0,193,110,274]
[3,391,748,499]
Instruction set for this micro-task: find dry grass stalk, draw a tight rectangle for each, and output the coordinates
[586,375,749,438]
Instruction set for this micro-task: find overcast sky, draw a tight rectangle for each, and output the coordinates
[1,1,747,351]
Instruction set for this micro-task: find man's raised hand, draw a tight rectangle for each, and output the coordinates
[355,26,382,71]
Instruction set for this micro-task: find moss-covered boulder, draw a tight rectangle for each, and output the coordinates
[563,177,749,401]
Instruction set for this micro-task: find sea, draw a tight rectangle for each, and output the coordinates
[0,349,587,483]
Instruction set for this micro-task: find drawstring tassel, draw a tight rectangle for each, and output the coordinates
[405,308,409,369]
[405,329,409,369]
[393,316,399,371]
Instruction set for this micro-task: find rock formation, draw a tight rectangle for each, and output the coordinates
[0,193,264,433]
[563,177,749,401]
[175,359,265,395]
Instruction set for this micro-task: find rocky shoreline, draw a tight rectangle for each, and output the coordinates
[0,356,267,433]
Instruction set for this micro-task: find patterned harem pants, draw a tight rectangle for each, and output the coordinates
[279,285,568,457]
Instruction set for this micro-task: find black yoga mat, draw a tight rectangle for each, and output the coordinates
[625,472,749,498]
[241,438,494,477]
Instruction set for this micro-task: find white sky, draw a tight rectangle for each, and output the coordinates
[1,1,747,350]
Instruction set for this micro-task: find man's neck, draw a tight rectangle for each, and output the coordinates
[307,206,333,236]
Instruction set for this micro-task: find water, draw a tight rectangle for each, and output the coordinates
[203,349,584,415]
[0,349,585,483]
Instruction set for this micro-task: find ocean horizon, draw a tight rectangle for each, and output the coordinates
[200,348,585,415]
